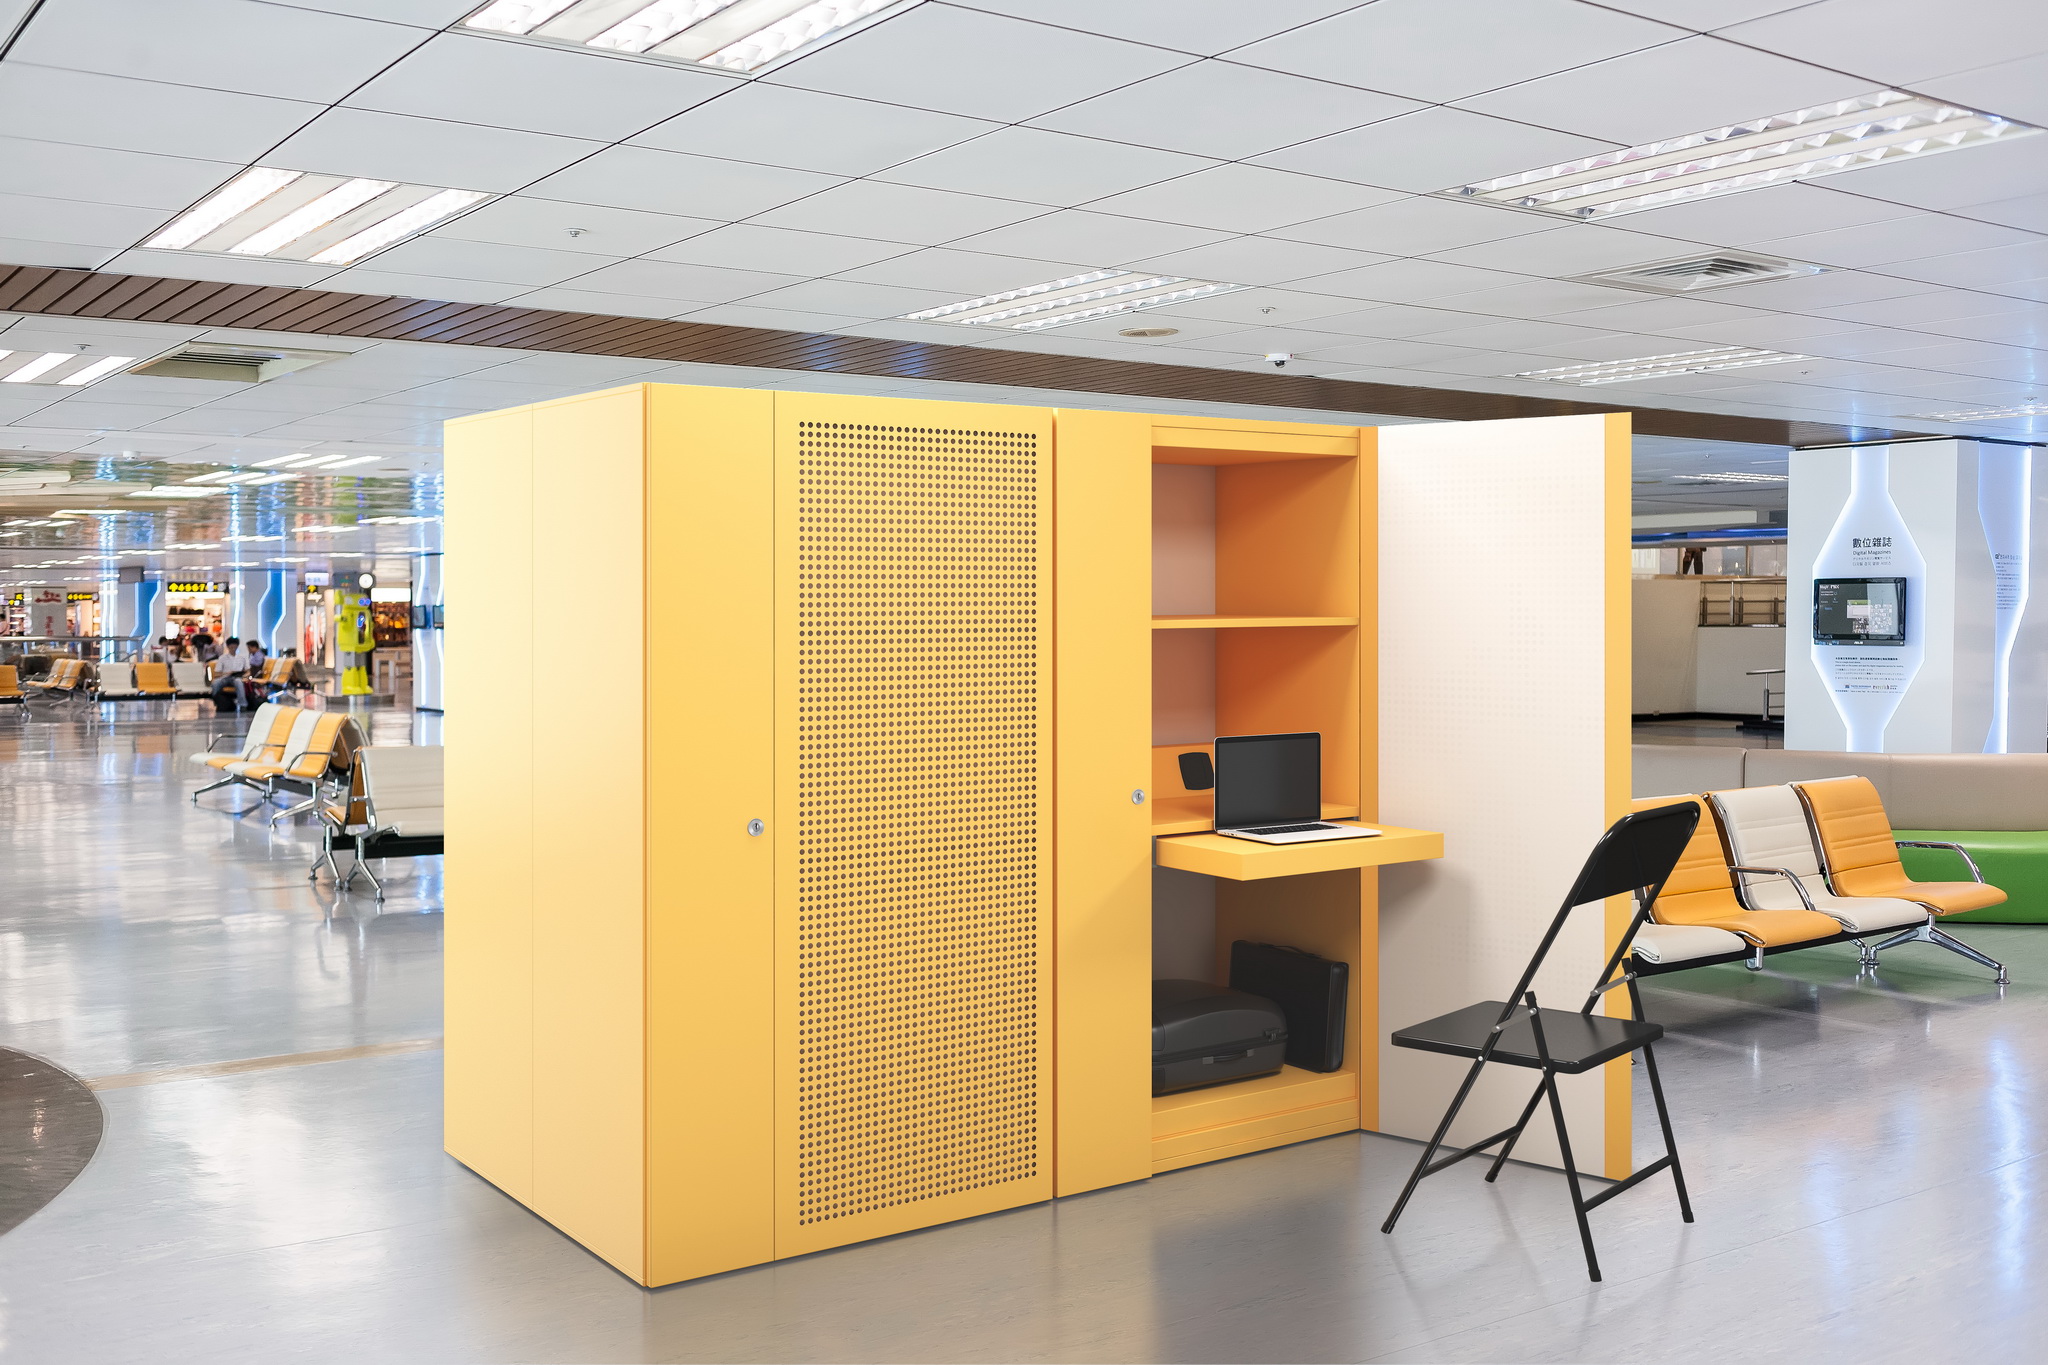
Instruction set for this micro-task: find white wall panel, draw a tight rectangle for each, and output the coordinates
[1378,414,1624,1173]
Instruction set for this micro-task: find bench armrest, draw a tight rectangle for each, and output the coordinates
[1895,839,1986,883]
[1727,865,1819,913]
[205,733,246,753]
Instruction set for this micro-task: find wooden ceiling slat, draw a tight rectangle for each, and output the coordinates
[0,260,1924,447]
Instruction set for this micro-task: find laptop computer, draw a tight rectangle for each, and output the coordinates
[1213,732,1380,845]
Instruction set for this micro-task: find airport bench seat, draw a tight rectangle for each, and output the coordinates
[314,745,444,900]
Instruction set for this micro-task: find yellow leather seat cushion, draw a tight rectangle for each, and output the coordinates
[1632,795,1841,946]
[1799,776,2008,916]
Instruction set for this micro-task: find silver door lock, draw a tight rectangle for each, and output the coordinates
[747,819,765,837]
[1131,789,1146,805]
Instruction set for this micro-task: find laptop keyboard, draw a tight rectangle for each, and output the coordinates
[1238,822,1340,835]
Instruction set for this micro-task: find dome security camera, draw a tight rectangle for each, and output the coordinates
[1265,353,1292,368]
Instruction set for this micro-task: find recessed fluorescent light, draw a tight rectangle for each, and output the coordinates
[902,270,1245,331]
[1671,472,1791,484]
[145,167,489,266]
[1912,402,2048,422]
[252,452,316,467]
[286,454,350,469]
[163,542,218,549]
[129,486,225,499]
[185,470,244,483]
[461,0,923,74]
[322,455,382,469]
[225,534,284,542]
[244,473,300,485]
[1512,347,1812,386]
[58,356,136,385]
[1443,91,2042,220]
[2,352,74,383]
[51,509,129,515]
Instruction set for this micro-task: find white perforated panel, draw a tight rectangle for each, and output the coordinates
[790,418,1046,1229]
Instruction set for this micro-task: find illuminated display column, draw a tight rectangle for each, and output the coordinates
[1786,440,2048,753]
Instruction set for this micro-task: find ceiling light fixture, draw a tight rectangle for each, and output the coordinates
[1512,347,1812,386]
[322,455,383,469]
[902,270,1245,331]
[144,167,488,266]
[252,452,316,468]
[58,356,137,385]
[1912,402,2048,422]
[129,486,226,499]
[1443,91,2042,220]
[2,352,76,383]
[462,0,923,75]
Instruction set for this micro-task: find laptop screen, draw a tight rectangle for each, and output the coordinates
[1214,733,1320,828]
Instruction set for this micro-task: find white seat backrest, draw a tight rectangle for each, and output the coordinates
[1713,784,1823,884]
[100,661,135,691]
[361,745,444,813]
[237,703,283,758]
[173,661,207,690]
[277,708,322,762]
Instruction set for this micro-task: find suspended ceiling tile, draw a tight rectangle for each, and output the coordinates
[1722,0,2048,89]
[539,258,803,306]
[1424,276,1654,320]
[1868,240,2048,292]
[523,144,842,220]
[735,278,968,319]
[1293,338,1494,370]
[1252,106,1620,194]
[355,236,622,288]
[1139,286,1383,326]
[6,0,432,102]
[494,288,692,319]
[96,248,338,288]
[1124,235,1389,288]
[1561,293,1782,332]
[875,127,1214,208]
[647,225,908,276]
[832,248,1098,295]
[1945,191,2048,234]
[277,0,478,23]
[1704,269,1939,310]
[1029,60,1418,161]
[1808,290,2046,328]
[1086,164,1402,235]
[1284,303,1493,338]
[304,268,532,305]
[427,197,720,257]
[745,179,1045,246]
[1616,182,1922,244]
[0,64,323,165]
[0,193,164,249]
[1592,0,1813,27]
[930,207,1229,263]
[629,84,996,178]
[1810,135,2048,214]
[1915,52,2048,130]
[1750,214,2039,271]
[263,107,601,193]
[1427,223,1721,276]
[674,303,872,334]
[0,136,240,212]
[1229,0,1681,103]
[470,353,673,384]
[1024,312,1253,344]
[1271,194,1555,255]
[341,32,736,142]
[0,238,117,271]
[762,4,1191,124]
[1459,35,1872,145]
[1285,256,1527,303]
[1661,314,1865,347]
[947,0,1370,56]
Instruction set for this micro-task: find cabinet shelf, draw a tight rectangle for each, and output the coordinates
[1155,824,1443,880]
[1151,1065,1360,1173]
[1152,614,1358,630]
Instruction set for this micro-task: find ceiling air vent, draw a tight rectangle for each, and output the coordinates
[128,343,350,383]
[1570,251,1825,295]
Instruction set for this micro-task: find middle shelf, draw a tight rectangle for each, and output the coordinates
[1152,614,1359,629]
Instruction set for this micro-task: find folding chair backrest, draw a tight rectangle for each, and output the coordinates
[134,661,173,692]
[1794,776,1902,895]
[100,661,136,693]
[1707,784,1823,909]
[1628,796,1745,926]
[284,713,349,779]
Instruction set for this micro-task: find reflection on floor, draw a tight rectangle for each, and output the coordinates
[1634,718,1783,749]
[0,706,2041,1362]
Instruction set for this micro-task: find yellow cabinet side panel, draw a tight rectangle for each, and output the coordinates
[645,385,778,1284]
[1052,408,1153,1197]
[529,389,649,1281]
[1602,410,1635,1181]
[772,392,1055,1258]
[443,409,537,1201]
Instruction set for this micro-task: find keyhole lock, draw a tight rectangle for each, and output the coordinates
[1131,789,1146,805]
[747,819,765,837]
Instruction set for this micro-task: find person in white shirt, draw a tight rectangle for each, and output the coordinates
[210,637,252,709]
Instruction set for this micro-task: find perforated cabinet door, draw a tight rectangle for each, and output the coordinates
[771,394,1054,1257]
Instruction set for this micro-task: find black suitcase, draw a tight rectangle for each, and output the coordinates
[1152,979,1288,1095]
[1229,941,1348,1073]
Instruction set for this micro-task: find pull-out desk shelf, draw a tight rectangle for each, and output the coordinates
[1155,824,1443,880]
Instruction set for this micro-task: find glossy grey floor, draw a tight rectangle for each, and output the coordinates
[2,706,2042,1363]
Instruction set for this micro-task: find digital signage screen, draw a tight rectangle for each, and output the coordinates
[1813,576,1907,645]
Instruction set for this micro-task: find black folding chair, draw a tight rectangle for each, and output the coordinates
[1380,802,1702,1282]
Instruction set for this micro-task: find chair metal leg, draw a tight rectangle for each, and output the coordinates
[1484,1082,1548,1183]
[1639,1042,1694,1223]
[191,774,240,801]
[1381,1053,1490,1235]
[1542,1073,1602,1282]
[1870,920,2008,984]
[354,856,384,901]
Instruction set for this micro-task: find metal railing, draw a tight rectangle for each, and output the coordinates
[0,635,154,664]
[1746,668,1785,725]
[1699,578,1787,627]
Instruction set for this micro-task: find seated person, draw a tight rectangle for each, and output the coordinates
[209,637,253,710]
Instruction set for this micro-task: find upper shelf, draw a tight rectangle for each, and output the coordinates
[1152,615,1359,630]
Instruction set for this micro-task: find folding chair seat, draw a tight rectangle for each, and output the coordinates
[1709,784,1929,942]
[133,662,178,697]
[97,661,140,699]
[1382,802,1703,1283]
[1795,775,2007,982]
[1628,795,1842,972]
[172,661,211,697]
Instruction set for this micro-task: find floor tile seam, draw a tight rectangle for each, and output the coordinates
[1357,1141,2048,1363]
[86,1038,444,1090]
